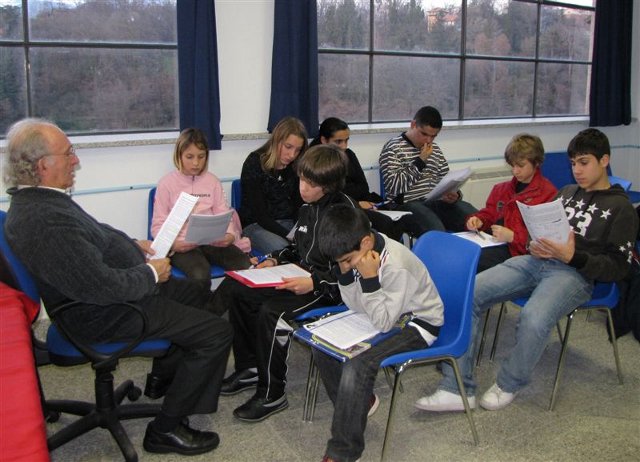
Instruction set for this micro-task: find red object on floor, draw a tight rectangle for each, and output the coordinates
[0,282,49,462]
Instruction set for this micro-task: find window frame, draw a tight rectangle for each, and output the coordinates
[317,0,596,124]
[0,0,178,136]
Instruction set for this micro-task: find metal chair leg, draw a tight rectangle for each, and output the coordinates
[476,308,492,366]
[380,364,405,462]
[549,311,575,411]
[302,353,319,422]
[604,309,623,384]
[449,358,479,445]
[489,303,507,362]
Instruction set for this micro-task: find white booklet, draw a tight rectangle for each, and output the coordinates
[454,231,507,248]
[517,198,571,243]
[424,167,472,201]
[150,192,198,259]
[303,310,380,350]
[184,210,233,245]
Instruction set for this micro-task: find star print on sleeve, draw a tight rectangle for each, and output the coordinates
[600,209,612,220]
[620,241,635,263]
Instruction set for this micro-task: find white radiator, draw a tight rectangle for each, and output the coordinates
[460,166,512,209]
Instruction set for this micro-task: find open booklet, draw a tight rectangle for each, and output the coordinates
[184,210,233,245]
[150,192,198,259]
[454,231,506,248]
[293,310,410,362]
[226,263,311,288]
[517,198,571,243]
[424,167,472,201]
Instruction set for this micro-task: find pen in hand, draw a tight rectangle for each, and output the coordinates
[473,229,486,240]
[250,255,269,269]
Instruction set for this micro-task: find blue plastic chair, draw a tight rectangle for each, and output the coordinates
[295,304,349,421]
[231,178,242,210]
[482,282,622,411]
[147,187,226,279]
[0,210,170,461]
[379,231,481,459]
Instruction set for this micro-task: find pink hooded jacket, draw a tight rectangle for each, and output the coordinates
[151,170,251,252]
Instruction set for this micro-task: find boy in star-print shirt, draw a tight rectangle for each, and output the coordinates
[416,128,638,413]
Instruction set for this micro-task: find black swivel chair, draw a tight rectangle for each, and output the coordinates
[0,210,171,462]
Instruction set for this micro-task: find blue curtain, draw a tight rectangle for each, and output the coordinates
[589,0,633,127]
[268,0,319,136]
[177,0,222,149]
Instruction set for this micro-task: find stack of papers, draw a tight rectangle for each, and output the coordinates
[517,198,571,243]
[294,310,409,362]
[454,231,506,248]
[424,167,472,201]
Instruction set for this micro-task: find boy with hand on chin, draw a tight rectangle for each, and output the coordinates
[314,205,443,462]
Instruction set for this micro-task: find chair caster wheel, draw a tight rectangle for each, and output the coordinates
[127,386,142,401]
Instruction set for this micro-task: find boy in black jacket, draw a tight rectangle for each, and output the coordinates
[417,128,639,412]
[211,145,357,422]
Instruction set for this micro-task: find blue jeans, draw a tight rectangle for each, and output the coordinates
[313,327,427,462]
[438,255,593,396]
[242,219,294,254]
[399,199,477,236]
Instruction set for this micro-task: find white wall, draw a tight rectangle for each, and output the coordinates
[2,0,639,240]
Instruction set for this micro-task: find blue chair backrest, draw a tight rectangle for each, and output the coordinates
[608,175,632,191]
[541,151,575,190]
[378,168,387,200]
[0,210,41,304]
[147,187,156,240]
[411,231,481,356]
[231,179,242,210]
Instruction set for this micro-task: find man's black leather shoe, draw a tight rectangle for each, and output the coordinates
[143,373,172,400]
[143,421,220,455]
[220,369,258,395]
[233,393,288,422]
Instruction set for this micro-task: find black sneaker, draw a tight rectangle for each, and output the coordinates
[220,369,259,396]
[233,393,288,422]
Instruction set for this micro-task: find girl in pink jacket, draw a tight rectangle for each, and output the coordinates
[151,128,252,288]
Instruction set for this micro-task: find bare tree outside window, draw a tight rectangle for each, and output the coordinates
[317,0,595,123]
[0,0,178,135]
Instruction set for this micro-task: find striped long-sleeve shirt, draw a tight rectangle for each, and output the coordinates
[379,133,450,203]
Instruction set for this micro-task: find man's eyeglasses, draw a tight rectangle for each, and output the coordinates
[45,145,77,159]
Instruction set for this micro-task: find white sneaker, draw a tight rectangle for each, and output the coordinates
[479,383,516,410]
[415,389,476,412]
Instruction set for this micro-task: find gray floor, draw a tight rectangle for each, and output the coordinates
[37,305,640,462]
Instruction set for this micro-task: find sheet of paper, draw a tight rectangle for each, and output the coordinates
[184,210,233,245]
[304,310,380,350]
[227,263,311,287]
[374,210,413,221]
[150,192,198,259]
[454,231,507,248]
[517,198,571,243]
[424,167,472,201]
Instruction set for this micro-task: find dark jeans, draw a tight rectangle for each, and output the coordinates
[313,326,428,462]
[477,245,512,273]
[62,277,233,418]
[211,276,330,400]
[171,244,251,288]
[399,199,477,236]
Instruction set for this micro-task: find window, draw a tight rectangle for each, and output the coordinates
[0,0,178,135]
[317,0,595,123]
